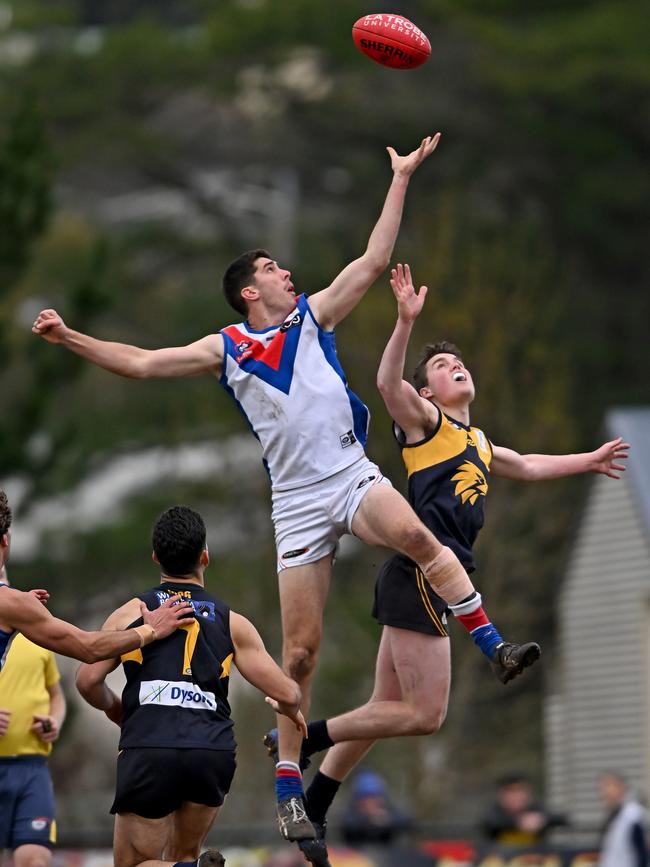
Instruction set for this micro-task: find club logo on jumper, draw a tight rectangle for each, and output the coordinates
[31,818,49,832]
[451,461,488,506]
[356,474,377,490]
[139,679,217,711]
[340,429,357,449]
[235,339,254,363]
[191,599,216,621]
[281,547,310,560]
[280,313,302,333]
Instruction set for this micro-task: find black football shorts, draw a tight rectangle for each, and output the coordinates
[372,553,449,637]
[111,747,236,818]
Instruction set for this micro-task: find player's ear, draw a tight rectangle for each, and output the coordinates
[241,284,259,304]
[419,386,433,400]
[151,551,160,566]
[200,548,209,568]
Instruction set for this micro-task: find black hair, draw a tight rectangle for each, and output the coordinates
[222,248,271,315]
[0,490,12,538]
[152,506,206,577]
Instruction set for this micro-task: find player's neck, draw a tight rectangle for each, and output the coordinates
[245,299,297,331]
[439,401,470,426]
[160,572,204,587]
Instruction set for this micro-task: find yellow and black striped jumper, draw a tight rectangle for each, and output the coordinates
[372,409,492,636]
[110,581,238,819]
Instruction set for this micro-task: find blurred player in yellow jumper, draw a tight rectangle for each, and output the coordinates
[0,568,67,867]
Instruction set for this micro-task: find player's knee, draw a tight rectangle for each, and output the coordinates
[284,642,318,682]
[400,521,436,562]
[15,851,51,867]
[408,704,447,736]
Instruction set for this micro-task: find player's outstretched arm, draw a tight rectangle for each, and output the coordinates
[377,263,439,441]
[2,590,193,663]
[491,437,630,482]
[32,309,224,379]
[310,134,440,330]
[230,611,306,736]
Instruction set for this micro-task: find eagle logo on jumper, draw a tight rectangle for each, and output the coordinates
[451,461,488,505]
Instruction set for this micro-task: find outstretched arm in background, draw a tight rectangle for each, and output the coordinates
[491,437,630,481]
[310,135,440,330]
[32,309,224,379]
[230,611,306,737]
[1,589,193,663]
[376,263,439,441]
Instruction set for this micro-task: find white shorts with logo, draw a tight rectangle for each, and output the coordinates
[272,456,392,571]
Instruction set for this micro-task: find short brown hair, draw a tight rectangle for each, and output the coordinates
[222,249,271,316]
[413,340,463,392]
[0,490,12,538]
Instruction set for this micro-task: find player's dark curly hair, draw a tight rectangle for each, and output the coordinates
[222,248,271,316]
[0,490,12,538]
[152,506,206,577]
[413,340,463,392]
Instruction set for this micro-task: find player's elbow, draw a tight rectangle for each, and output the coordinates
[364,250,391,278]
[78,639,105,664]
[75,664,96,695]
[376,376,394,399]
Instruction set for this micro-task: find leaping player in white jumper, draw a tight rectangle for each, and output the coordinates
[33,134,539,847]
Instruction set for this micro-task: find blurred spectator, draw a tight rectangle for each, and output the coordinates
[599,772,648,867]
[340,770,412,846]
[480,773,566,847]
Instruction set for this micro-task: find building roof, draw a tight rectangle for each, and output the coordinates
[606,407,650,535]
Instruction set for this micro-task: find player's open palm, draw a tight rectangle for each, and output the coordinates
[387,133,440,176]
[32,309,68,343]
[590,436,630,478]
[391,263,428,323]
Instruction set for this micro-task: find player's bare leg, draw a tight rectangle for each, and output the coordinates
[324,626,450,745]
[293,627,450,866]
[274,554,333,841]
[166,803,221,862]
[13,844,51,867]
[351,484,540,682]
[113,812,170,867]
[113,808,223,867]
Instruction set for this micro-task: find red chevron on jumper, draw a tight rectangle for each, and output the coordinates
[222,325,286,370]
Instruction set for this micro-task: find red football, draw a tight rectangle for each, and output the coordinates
[352,12,431,70]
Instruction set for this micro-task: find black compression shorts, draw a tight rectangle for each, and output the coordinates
[372,553,450,637]
[111,747,236,818]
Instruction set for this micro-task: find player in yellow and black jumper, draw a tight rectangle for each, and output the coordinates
[269,263,629,866]
[76,506,306,867]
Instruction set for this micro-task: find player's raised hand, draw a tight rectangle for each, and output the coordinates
[140,597,195,640]
[391,263,428,324]
[32,309,69,343]
[590,436,630,478]
[265,696,308,738]
[387,133,440,177]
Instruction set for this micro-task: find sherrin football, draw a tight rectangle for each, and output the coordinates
[352,13,431,70]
